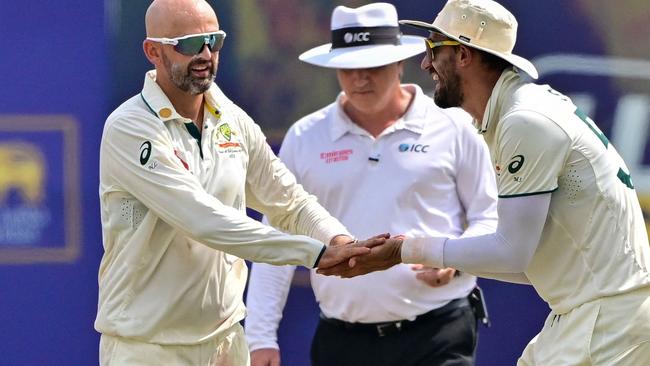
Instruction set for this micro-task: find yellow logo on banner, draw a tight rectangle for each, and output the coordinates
[0,115,81,264]
[0,142,45,205]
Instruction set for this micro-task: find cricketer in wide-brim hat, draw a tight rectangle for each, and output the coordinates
[299,2,425,69]
[399,0,539,79]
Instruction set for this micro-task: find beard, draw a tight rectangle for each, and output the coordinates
[162,52,216,95]
[433,66,463,108]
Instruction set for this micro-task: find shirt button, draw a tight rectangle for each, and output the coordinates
[159,108,172,118]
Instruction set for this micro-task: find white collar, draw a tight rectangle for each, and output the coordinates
[329,83,428,141]
[140,70,223,123]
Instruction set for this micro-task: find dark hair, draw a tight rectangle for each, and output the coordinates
[477,49,511,73]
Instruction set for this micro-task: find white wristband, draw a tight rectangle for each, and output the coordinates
[401,237,447,268]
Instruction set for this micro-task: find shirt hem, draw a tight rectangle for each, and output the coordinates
[498,187,557,198]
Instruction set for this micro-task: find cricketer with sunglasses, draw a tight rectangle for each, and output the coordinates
[319,0,650,364]
[94,0,387,364]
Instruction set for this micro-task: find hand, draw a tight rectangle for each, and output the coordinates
[317,235,402,277]
[250,348,280,366]
[316,234,387,269]
[411,265,456,287]
[329,234,355,246]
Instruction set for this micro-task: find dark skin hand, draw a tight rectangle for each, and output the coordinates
[316,234,403,277]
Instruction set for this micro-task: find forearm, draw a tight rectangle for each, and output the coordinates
[402,194,551,273]
[291,203,352,245]
[460,219,498,238]
[245,130,350,244]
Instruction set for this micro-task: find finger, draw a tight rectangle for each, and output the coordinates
[410,263,424,271]
[360,236,387,249]
[317,246,369,269]
[321,247,369,269]
[316,262,351,276]
[415,272,443,287]
[411,264,441,273]
[320,261,365,277]
[349,257,357,267]
[438,267,456,280]
[317,267,348,276]
[344,246,371,257]
[371,232,391,239]
[346,251,374,266]
[340,270,361,278]
[338,266,365,278]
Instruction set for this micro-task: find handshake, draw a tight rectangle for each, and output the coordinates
[315,233,404,278]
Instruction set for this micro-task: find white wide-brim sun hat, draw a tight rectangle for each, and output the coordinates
[299,3,425,69]
[400,0,538,79]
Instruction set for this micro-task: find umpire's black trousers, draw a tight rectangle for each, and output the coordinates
[310,298,477,366]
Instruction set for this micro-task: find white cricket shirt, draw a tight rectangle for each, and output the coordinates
[245,84,498,351]
[475,70,649,313]
[95,71,349,345]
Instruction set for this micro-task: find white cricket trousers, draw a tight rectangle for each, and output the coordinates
[518,286,650,365]
[100,323,250,366]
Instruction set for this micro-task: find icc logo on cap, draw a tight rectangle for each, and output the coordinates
[344,32,370,44]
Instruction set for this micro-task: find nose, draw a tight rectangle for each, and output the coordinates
[198,42,213,59]
[420,52,432,70]
[351,69,369,86]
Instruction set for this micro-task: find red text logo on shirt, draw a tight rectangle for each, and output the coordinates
[320,149,353,164]
[174,149,189,171]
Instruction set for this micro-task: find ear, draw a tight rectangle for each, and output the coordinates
[396,60,405,80]
[456,45,474,68]
[143,40,162,66]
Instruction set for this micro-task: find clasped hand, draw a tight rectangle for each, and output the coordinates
[316,233,403,277]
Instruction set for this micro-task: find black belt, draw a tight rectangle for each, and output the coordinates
[319,297,469,337]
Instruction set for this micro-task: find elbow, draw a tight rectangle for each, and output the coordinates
[505,258,531,273]
[501,248,535,273]
[494,232,534,273]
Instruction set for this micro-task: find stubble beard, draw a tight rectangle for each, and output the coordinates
[433,66,463,109]
[162,52,216,95]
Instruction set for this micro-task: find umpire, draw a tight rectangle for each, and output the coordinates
[245,3,496,366]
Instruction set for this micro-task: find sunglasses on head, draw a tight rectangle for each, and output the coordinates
[147,31,227,56]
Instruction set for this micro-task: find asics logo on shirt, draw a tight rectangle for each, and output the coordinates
[398,143,429,153]
[140,141,152,165]
[508,155,525,174]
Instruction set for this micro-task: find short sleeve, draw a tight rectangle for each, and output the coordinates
[495,111,570,198]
